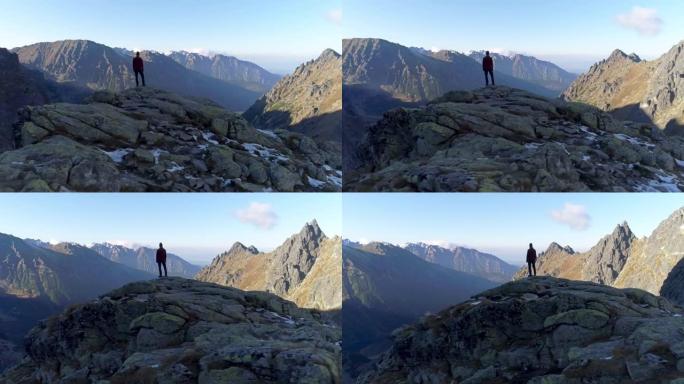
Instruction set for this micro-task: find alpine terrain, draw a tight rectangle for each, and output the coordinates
[196,220,342,311]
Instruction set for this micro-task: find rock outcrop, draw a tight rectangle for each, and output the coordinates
[360,277,684,383]
[403,242,517,283]
[196,221,342,311]
[0,87,341,192]
[0,278,341,384]
[244,49,342,146]
[563,42,684,134]
[345,86,684,192]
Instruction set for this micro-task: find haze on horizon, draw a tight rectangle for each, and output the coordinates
[344,0,684,74]
[343,194,683,265]
[0,194,342,266]
[0,0,342,74]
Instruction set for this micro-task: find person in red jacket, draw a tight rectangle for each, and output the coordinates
[526,243,537,277]
[156,242,167,277]
[133,52,145,87]
[482,51,495,87]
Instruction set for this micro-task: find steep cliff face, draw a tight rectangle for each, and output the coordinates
[244,49,342,146]
[614,207,684,294]
[360,277,684,384]
[196,221,342,311]
[0,278,341,383]
[563,42,684,133]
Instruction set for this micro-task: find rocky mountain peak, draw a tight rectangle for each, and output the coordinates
[360,276,684,383]
[607,49,640,63]
[0,278,340,383]
[544,242,574,255]
[227,241,259,255]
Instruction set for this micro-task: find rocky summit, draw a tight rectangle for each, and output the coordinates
[0,87,341,192]
[0,278,341,384]
[345,86,684,192]
[563,42,684,133]
[360,277,684,384]
[196,220,342,311]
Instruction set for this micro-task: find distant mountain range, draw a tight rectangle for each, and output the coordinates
[169,50,281,93]
[90,243,201,278]
[513,207,684,302]
[563,41,684,134]
[12,40,267,111]
[196,220,341,310]
[343,242,496,379]
[403,242,517,282]
[467,50,577,93]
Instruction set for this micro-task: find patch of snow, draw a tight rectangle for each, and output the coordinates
[150,149,168,165]
[307,176,326,188]
[323,164,334,172]
[257,129,279,139]
[242,143,289,163]
[579,125,598,141]
[197,144,209,151]
[202,132,220,145]
[167,162,184,173]
[581,155,591,162]
[102,148,133,163]
[10,161,24,165]
[636,172,682,192]
[524,143,541,150]
[268,311,295,325]
[335,170,342,177]
[613,133,655,148]
[327,174,342,188]
[469,301,481,306]
[676,159,684,168]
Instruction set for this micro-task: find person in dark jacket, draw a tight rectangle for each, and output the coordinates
[156,242,167,277]
[133,52,145,87]
[526,243,537,277]
[482,51,495,86]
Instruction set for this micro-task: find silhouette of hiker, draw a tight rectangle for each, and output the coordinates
[527,243,537,277]
[482,51,495,86]
[133,52,146,87]
[156,242,167,277]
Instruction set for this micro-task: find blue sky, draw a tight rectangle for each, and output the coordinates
[343,193,683,265]
[344,0,684,73]
[0,0,342,74]
[0,193,341,266]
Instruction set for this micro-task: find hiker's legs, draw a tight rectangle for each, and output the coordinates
[484,70,489,86]
[135,71,140,87]
[157,262,162,277]
[162,261,167,277]
[140,71,145,87]
[490,71,495,86]
[528,262,532,277]
[532,262,537,276]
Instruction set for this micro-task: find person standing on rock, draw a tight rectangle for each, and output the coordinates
[156,242,167,278]
[526,243,537,277]
[133,52,146,87]
[482,51,495,87]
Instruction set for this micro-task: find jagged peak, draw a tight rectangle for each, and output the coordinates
[606,49,640,63]
[319,48,341,60]
[227,241,259,255]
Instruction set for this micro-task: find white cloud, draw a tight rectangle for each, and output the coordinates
[234,202,278,230]
[616,6,662,36]
[550,203,591,231]
[358,238,370,245]
[326,8,342,25]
